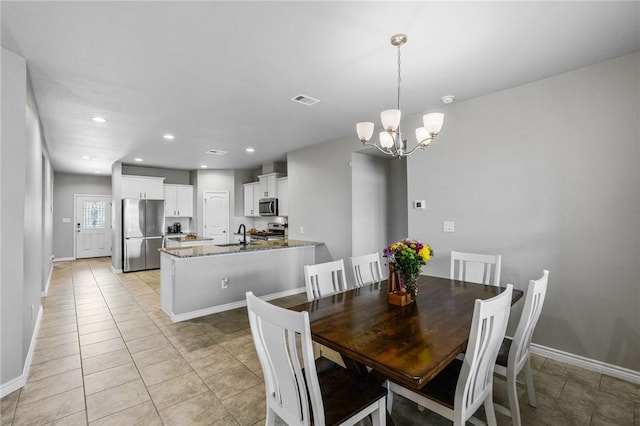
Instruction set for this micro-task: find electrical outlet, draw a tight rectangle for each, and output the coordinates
[414,200,426,209]
[300,226,304,234]
[221,278,229,289]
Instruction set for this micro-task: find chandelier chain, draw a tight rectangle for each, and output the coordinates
[397,44,402,111]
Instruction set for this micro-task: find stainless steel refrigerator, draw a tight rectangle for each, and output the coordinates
[122,199,165,272]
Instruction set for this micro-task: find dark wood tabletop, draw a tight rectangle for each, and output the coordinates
[289,275,523,390]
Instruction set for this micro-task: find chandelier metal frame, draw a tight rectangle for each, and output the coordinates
[356,34,444,158]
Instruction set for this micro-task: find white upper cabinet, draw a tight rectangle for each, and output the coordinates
[164,184,194,217]
[122,175,165,199]
[243,182,260,217]
[277,177,288,217]
[258,173,283,199]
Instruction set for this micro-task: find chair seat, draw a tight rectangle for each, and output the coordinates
[313,357,387,425]
[496,337,513,368]
[408,358,463,410]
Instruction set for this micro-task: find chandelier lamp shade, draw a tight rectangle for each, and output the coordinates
[356,34,445,158]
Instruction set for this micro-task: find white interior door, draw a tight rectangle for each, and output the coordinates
[203,191,229,244]
[75,195,112,259]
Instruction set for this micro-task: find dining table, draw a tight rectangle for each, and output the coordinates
[289,275,524,390]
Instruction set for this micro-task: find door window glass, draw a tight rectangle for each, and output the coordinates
[84,201,105,229]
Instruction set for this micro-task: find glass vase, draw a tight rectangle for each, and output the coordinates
[398,272,418,300]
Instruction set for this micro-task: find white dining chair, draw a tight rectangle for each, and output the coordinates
[304,259,348,301]
[494,270,549,426]
[350,252,383,288]
[386,285,513,426]
[246,292,387,426]
[450,250,502,286]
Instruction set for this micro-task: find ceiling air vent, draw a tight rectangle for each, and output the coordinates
[205,149,228,156]
[291,94,320,106]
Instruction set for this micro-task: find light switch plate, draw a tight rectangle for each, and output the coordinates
[443,221,455,233]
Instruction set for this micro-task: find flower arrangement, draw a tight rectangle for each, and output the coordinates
[383,239,433,298]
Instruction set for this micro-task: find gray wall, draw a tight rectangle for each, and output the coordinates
[388,157,408,242]
[288,135,363,263]
[351,153,390,258]
[1,48,53,389]
[405,53,640,371]
[122,165,190,185]
[53,172,112,259]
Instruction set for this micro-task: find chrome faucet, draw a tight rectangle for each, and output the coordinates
[237,224,247,245]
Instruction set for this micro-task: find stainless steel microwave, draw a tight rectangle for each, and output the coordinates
[259,198,278,216]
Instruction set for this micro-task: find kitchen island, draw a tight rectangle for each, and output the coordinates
[159,239,321,322]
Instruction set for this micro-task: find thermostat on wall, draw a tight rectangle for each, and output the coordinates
[413,200,426,209]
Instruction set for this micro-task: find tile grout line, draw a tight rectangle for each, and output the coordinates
[73,260,92,426]
[85,259,161,424]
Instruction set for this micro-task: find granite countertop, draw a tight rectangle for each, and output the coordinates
[160,239,322,258]
[165,235,213,242]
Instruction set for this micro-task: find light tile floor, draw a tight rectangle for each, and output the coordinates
[1,258,639,425]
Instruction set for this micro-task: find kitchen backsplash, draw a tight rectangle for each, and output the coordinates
[166,217,191,234]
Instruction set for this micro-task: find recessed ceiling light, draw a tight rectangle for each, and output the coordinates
[245,147,255,153]
[92,116,107,123]
[200,165,208,169]
[82,155,91,160]
[163,134,175,140]
[134,158,143,162]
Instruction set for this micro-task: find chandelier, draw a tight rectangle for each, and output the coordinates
[356,34,445,158]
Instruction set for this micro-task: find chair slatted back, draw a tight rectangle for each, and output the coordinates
[510,270,549,369]
[456,285,513,421]
[451,251,502,286]
[246,292,323,426]
[350,252,383,288]
[304,259,348,301]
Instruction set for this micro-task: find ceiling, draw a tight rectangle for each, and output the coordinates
[2,2,639,175]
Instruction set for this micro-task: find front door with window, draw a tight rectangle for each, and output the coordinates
[75,195,112,259]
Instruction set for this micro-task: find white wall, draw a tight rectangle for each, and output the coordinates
[192,169,235,237]
[1,48,54,393]
[53,172,112,259]
[406,53,640,371]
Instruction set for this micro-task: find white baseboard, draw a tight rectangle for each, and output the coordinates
[0,305,43,398]
[531,343,640,384]
[165,287,306,323]
[109,264,122,274]
[53,257,75,262]
[42,262,54,296]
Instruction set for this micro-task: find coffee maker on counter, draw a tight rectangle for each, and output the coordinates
[167,222,182,234]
